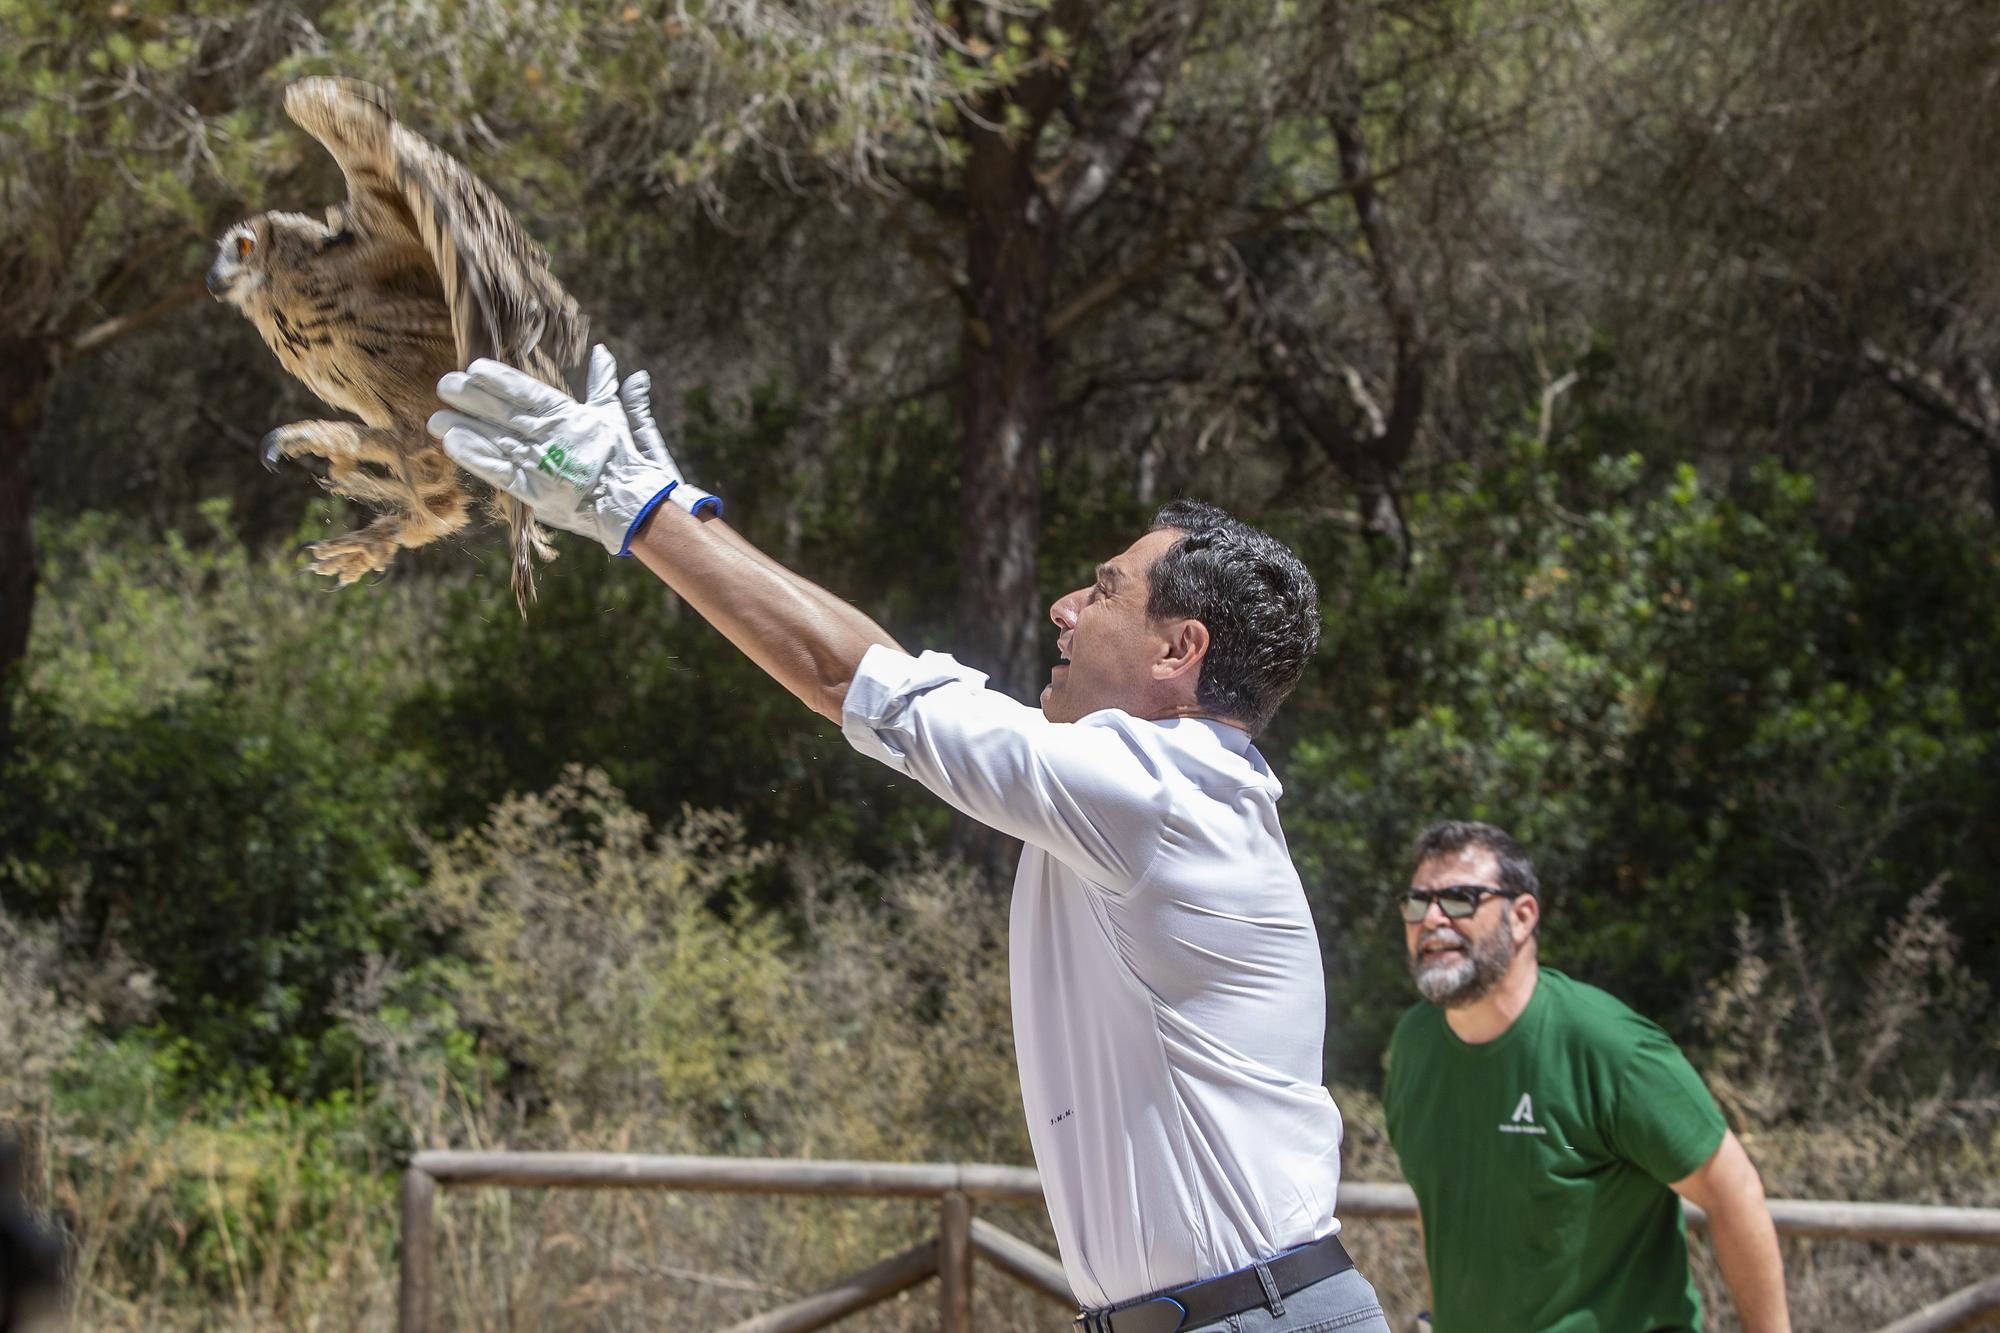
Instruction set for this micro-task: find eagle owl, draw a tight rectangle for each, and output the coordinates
[207,77,589,610]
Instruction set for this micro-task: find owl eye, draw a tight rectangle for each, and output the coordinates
[235,234,255,259]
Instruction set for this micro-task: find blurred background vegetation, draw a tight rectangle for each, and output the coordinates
[1,0,1995,1326]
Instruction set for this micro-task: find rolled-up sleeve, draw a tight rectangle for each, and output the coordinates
[841,645,1166,891]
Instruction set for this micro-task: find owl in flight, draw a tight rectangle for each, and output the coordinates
[207,77,588,610]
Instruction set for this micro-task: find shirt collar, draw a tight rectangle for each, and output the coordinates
[1189,716,1254,754]
[1154,715,1259,757]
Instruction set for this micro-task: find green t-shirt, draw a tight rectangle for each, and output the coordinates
[1382,968,1728,1333]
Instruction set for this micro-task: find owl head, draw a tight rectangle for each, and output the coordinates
[206,209,344,313]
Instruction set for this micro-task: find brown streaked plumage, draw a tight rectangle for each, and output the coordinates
[207,76,589,610]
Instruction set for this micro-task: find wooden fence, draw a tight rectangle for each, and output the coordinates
[397,1152,2000,1333]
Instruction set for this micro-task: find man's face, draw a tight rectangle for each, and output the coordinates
[1405,845,1525,1008]
[1041,527,1186,723]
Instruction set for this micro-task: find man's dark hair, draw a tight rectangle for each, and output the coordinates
[1411,820,1542,907]
[1146,499,1321,736]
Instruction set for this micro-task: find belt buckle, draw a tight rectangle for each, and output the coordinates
[1077,1294,1186,1333]
[1119,1296,1188,1333]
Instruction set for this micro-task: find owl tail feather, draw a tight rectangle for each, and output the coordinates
[504,496,555,616]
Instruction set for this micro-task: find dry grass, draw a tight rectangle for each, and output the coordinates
[53,1099,1995,1331]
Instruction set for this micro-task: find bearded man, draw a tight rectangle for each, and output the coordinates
[1383,821,1791,1332]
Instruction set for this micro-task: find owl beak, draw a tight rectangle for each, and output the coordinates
[205,256,232,299]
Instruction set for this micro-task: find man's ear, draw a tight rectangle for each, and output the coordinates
[1511,893,1540,946]
[1155,617,1210,683]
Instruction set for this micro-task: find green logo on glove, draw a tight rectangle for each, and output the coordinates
[537,439,592,491]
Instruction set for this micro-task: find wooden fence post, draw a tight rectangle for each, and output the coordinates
[399,1166,436,1333]
[939,1190,973,1333]
[721,1240,939,1333]
[1870,1274,2000,1333]
[967,1217,1073,1307]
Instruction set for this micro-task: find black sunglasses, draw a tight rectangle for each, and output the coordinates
[1400,884,1528,924]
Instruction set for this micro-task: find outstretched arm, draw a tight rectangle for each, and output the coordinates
[426,346,1156,883]
[1673,1131,1791,1333]
[430,346,901,722]
[629,508,901,723]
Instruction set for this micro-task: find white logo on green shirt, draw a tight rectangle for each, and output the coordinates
[1500,1092,1547,1135]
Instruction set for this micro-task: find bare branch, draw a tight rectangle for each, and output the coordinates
[1340,364,1386,439]
[1046,135,1259,339]
[1044,0,1194,224]
[55,225,203,340]
[1324,0,1427,471]
[1969,360,1999,434]
[879,196,979,325]
[1212,99,1534,251]
[1859,339,1997,445]
[1538,370,1579,445]
[62,278,207,362]
[194,404,264,453]
[1199,241,1368,477]
[1046,90,1528,342]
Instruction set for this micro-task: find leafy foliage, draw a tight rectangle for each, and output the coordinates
[3,0,1998,1323]
[0,505,443,1087]
[0,0,321,335]
[1278,434,2000,1074]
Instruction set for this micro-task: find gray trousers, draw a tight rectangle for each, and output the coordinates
[1181,1266,1392,1333]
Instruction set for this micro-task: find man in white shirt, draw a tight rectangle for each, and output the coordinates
[427,347,1389,1333]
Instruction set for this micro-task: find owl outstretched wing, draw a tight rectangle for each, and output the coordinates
[282,77,590,394]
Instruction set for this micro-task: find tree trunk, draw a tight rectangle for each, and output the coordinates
[949,131,1060,881]
[957,133,1056,704]
[937,0,1178,875]
[0,340,48,759]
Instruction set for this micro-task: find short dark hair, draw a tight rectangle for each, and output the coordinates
[1411,820,1542,906]
[1145,499,1321,736]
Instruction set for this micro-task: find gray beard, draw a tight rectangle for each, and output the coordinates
[1410,921,1515,1008]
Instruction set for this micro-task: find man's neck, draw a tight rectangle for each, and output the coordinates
[1444,955,1541,1045]
[1147,700,1246,731]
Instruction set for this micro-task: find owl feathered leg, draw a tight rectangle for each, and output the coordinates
[306,510,452,585]
[261,420,423,481]
[262,420,471,582]
[263,419,453,510]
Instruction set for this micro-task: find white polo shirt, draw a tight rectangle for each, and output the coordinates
[841,646,1343,1309]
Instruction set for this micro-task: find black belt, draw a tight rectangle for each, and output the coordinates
[1074,1234,1354,1333]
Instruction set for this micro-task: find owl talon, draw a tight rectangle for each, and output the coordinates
[262,431,330,479]
[303,533,396,586]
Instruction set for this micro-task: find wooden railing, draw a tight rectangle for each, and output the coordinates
[397,1152,2000,1333]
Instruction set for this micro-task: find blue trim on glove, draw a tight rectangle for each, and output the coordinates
[691,493,723,519]
[617,481,679,557]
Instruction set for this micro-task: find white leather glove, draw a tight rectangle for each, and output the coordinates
[428,344,720,556]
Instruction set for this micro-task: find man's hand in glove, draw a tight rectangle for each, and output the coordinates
[428,344,719,556]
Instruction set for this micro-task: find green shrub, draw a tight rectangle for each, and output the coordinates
[1276,440,2000,1082]
[1,504,445,1092]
